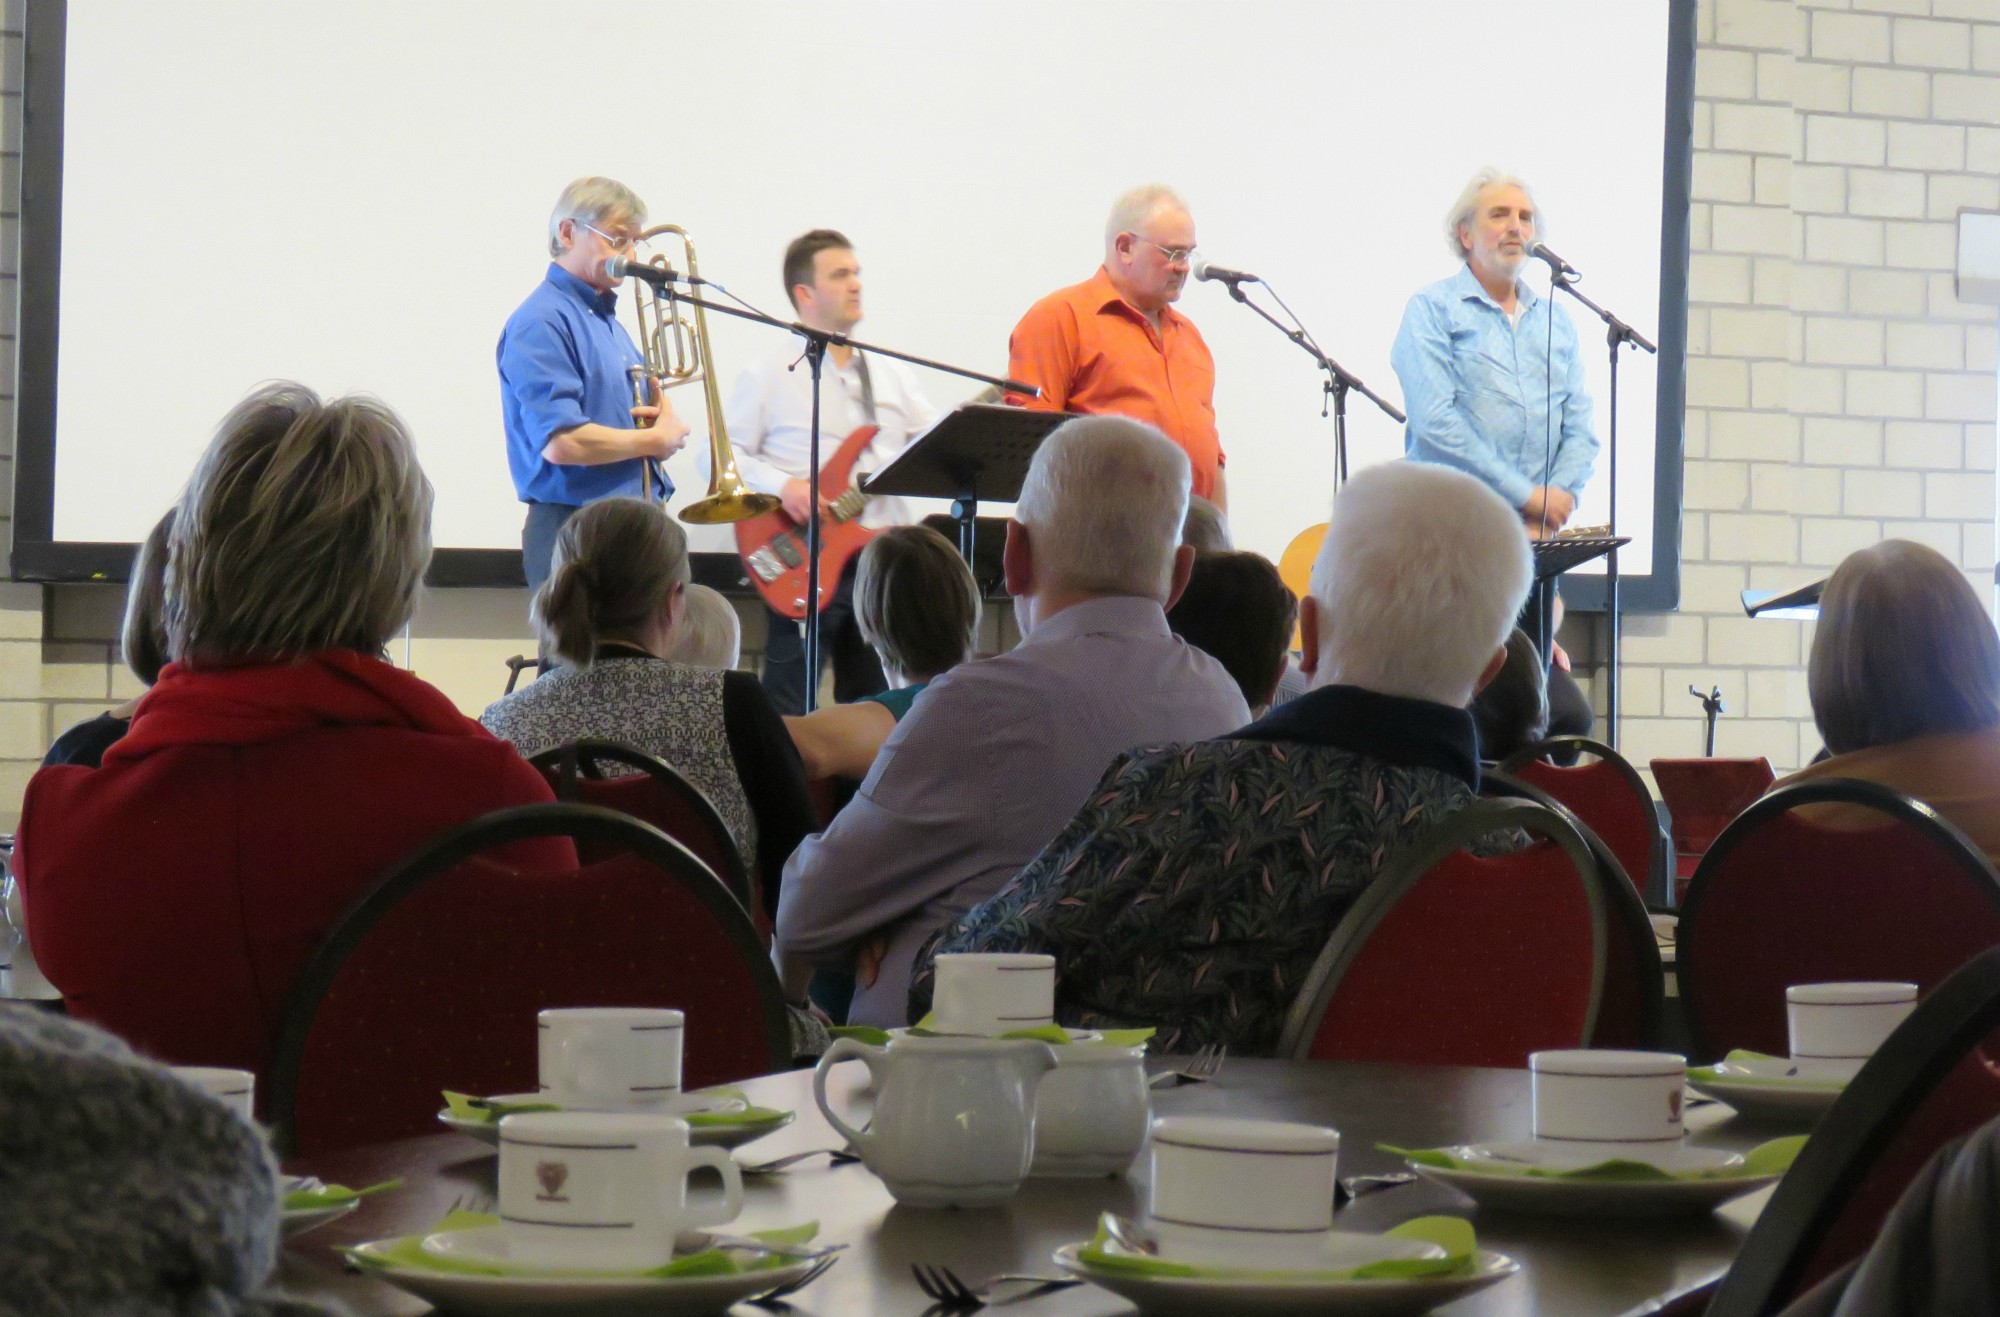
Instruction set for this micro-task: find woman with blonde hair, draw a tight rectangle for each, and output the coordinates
[16,383,568,1085]
[481,497,814,918]
[1775,539,2000,860]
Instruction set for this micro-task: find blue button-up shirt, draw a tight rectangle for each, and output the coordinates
[497,263,665,506]
[1390,265,1598,508]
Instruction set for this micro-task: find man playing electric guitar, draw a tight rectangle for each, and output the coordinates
[722,229,940,715]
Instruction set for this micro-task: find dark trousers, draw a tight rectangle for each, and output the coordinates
[760,556,886,716]
[1521,583,1595,745]
[522,501,583,598]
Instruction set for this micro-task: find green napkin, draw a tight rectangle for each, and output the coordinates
[900,1014,1155,1049]
[344,1210,817,1278]
[283,1179,401,1212]
[829,1025,893,1046]
[1381,1134,1807,1182]
[441,1088,788,1129]
[1688,1050,1847,1091]
[1075,1213,1477,1281]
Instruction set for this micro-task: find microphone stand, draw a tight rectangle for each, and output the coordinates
[1543,268,1656,749]
[663,280,1034,713]
[1215,278,1402,486]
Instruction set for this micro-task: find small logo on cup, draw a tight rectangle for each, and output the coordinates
[1669,1089,1683,1122]
[535,1161,570,1202]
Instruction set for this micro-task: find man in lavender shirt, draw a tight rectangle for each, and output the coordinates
[774,416,1250,1026]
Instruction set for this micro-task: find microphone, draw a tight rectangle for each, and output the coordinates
[1529,242,1580,279]
[1192,258,1259,285]
[604,255,699,286]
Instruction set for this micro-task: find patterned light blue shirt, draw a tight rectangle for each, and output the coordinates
[1390,265,1598,508]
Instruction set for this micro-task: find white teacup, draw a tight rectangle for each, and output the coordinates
[497,1110,741,1270]
[538,1007,684,1110]
[1530,1049,1687,1155]
[173,1066,256,1122]
[1145,1116,1339,1267]
[931,952,1056,1036]
[1787,982,1917,1081]
[1031,1043,1150,1178]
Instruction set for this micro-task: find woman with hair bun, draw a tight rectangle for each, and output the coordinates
[481,497,814,919]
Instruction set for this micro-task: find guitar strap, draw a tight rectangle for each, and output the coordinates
[853,352,879,427]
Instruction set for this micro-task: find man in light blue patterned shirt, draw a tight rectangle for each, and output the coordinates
[1390,170,1599,538]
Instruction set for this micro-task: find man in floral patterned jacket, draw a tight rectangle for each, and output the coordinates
[909,460,1535,1054]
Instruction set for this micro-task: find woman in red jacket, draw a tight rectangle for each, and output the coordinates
[15,383,569,1085]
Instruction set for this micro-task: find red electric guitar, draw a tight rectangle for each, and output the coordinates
[735,423,882,621]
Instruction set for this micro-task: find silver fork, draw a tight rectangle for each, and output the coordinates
[747,1253,838,1310]
[911,1263,1080,1308]
[1147,1042,1227,1089]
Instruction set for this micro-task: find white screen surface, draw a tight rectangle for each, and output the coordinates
[52,0,1670,575]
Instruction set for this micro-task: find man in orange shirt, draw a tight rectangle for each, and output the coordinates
[1007,185,1225,510]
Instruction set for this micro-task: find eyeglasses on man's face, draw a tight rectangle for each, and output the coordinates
[1130,235,1196,266]
[581,221,640,253]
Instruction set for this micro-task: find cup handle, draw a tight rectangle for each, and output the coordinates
[812,1038,879,1155]
[680,1144,744,1230]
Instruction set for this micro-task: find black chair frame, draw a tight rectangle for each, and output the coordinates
[1678,777,2000,1062]
[1275,797,1607,1059]
[527,738,756,914]
[1706,945,2000,1317]
[1483,769,1667,1049]
[1499,734,1673,908]
[266,802,790,1155]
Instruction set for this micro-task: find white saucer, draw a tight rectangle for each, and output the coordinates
[1403,1141,1777,1218]
[890,1025,1103,1042]
[351,1229,821,1317]
[1052,1242,1518,1316]
[1686,1056,1846,1123]
[1144,1224,1441,1273]
[1471,1139,1743,1175]
[280,1199,359,1238]
[438,1092,793,1150]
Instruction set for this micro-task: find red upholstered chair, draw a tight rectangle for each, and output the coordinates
[1275,799,1606,1067]
[267,803,790,1156]
[1484,770,1667,1050]
[1500,736,1670,908]
[528,739,758,925]
[1678,779,2000,1065]
[1650,756,1776,903]
[1706,947,2000,1315]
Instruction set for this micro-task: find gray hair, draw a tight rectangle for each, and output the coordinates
[665,584,742,670]
[1015,416,1190,600]
[1105,184,1189,255]
[547,177,647,258]
[1309,461,1532,706]
[1180,494,1233,553]
[121,508,175,687]
[1444,168,1541,262]
[534,497,690,668]
[166,383,432,667]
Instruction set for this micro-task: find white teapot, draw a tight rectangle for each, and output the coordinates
[814,1034,1057,1208]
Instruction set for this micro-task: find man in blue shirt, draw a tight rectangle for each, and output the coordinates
[1390,170,1598,539]
[498,177,690,593]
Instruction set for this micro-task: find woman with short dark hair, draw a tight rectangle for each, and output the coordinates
[17,382,568,1085]
[1774,539,2000,860]
[42,507,177,768]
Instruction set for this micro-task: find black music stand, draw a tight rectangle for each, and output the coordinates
[1530,534,1630,689]
[862,405,1077,563]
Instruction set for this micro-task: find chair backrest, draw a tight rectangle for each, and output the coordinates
[528,739,757,920]
[1501,735,1669,907]
[1276,798,1606,1067]
[267,803,790,1156]
[1483,769,1667,1050]
[1678,779,2000,1063]
[1707,947,2000,1315]
[1650,756,1777,898]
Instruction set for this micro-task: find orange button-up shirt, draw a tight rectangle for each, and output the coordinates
[1006,267,1223,499]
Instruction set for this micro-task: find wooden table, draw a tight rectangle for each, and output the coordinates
[280,1057,1774,1315]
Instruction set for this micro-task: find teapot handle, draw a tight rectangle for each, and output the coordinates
[812,1038,882,1154]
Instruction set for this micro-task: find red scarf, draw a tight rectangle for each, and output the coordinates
[106,650,490,763]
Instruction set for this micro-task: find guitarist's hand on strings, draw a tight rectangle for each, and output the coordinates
[630,379,691,461]
[780,477,830,525]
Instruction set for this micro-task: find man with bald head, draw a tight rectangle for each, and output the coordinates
[1007,185,1225,510]
[1391,169,1598,539]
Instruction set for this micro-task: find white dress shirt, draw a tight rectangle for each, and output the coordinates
[722,344,940,530]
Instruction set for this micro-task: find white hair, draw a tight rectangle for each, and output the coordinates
[1309,461,1533,706]
[1443,168,1541,262]
[665,583,741,670]
[1015,416,1190,600]
[1105,184,1189,255]
[547,177,647,258]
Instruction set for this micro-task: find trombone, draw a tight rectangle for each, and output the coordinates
[624,224,779,524]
